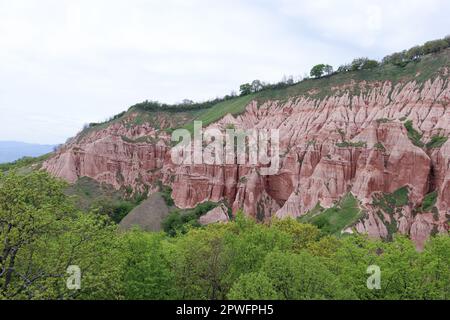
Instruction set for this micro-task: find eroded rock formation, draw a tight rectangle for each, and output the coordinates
[43,77,450,248]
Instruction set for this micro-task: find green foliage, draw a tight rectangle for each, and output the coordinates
[162,202,219,236]
[406,45,424,61]
[228,272,279,300]
[376,118,391,124]
[382,36,450,67]
[310,64,333,78]
[160,184,174,206]
[0,171,123,300]
[372,187,409,238]
[310,64,326,78]
[239,80,267,95]
[183,94,256,132]
[0,153,52,173]
[426,135,448,149]
[423,39,449,55]
[299,194,363,236]
[270,218,321,252]
[374,142,386,152]
[421,191,438,212]
[130,97,233,113]
[336,141,367,148]
[1,172,449,300]
[239,83,252,96]
[349,58,380,71]
[404,120,424,147]
[121,231,175,299]
[373,187,409,215]
[361,59,380,70]
[382,51,409,67]
[94,200,136,224]
[65,176,146,224]
[261,251,349,299]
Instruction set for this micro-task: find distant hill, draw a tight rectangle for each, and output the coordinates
[0,141,55,163]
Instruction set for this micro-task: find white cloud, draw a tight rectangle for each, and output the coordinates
[0,0,448,144]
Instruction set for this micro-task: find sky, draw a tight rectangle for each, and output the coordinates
[0,0,449,144]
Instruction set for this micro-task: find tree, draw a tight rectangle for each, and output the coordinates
[182,99,194,105]
[284,75,294,85]
[121,231,175,299]
[168,225,230,300]
[361,59,380,70]
[350,57,371,71]
[406,45,424,61]
[415,235,450,299]
[382,51,407,67]
[228,272,279,300]
[271,218,321,252]
[0,171,122,300]
[324,64,334,76]
[251,80,264,93]
[310,64,326,78]
[239,83,252,96]
[337,64,351,73]
[423,39,448,54]
[445,35,450,46]
[261,251,349,299]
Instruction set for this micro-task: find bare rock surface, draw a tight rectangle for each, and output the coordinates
[199,204,230,225]
[119,193,169,232]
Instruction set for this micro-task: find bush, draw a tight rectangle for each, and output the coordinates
[228,272,279,300]
[310,64,326,78]
[422,192,438,212]
[162,202,219,236]
[404,120,424,147]
[95,200,136,224]
[160,185,174,206]
[350,57,369,71]
[361,59,380,70]
[382,37,450,68]
[426,135,448,149]
[374,142,386,152]
[423,39,449,55]
[406,46,424,61]
[337,64,351,73]
[445,35,450,46]
[336,141,367,148]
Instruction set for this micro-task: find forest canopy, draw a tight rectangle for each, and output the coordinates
[0,171,449,300]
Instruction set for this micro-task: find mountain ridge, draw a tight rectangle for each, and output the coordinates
[0,141,55,164]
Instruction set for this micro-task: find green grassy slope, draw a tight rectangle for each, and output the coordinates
[299,194,363,236]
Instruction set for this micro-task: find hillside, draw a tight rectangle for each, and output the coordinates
[36,46,450,249]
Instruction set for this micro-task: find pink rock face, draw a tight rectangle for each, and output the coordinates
[43,119,172,193]
[43,78,450,248]
[199,204,230,225]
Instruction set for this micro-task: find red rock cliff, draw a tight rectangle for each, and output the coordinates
[43,77,450,248]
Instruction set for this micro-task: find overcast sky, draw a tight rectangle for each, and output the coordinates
[0,0,449,144]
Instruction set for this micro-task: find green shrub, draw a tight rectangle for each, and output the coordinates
[299,194,362,236]
[374,142,386,151]
[162,202,219,236]
[0,153,51,172]
[160,185,174,206]
[404,120,424,147]
[422,192,438,212]
[336,141,367,148]
[426,135,448,149]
